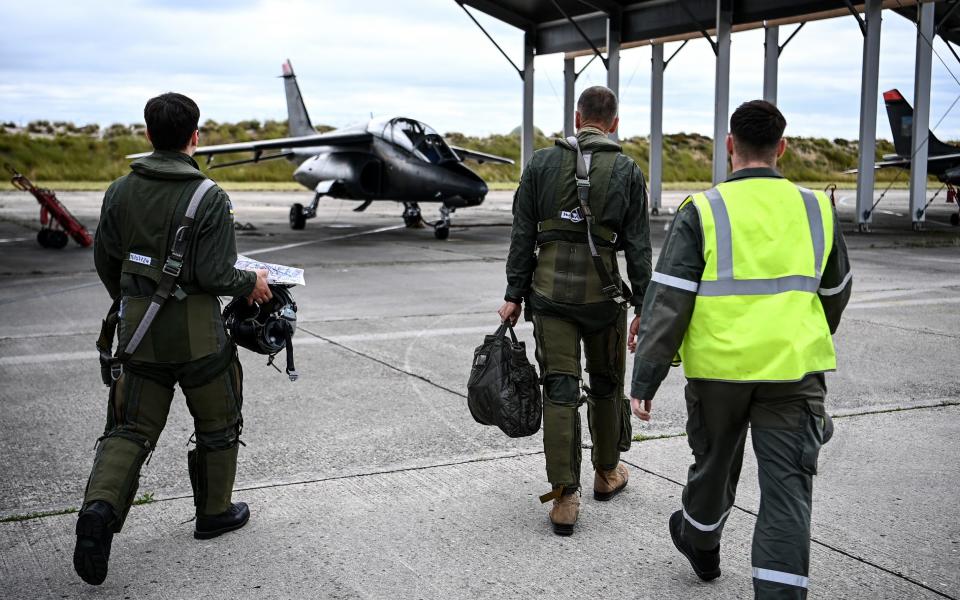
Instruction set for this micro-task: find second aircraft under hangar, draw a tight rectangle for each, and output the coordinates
[133,60,514,240]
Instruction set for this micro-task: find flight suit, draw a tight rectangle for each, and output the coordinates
[505,127,652,491]
[85,150,255,528]
[632,168,852,599]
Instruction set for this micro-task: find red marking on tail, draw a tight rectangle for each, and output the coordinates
[883,89,904,102]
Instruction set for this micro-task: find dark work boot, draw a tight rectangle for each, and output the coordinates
[73,501,115,585]
[194,502,250,540]
[669,510,721,581]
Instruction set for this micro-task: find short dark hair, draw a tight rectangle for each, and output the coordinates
[729,100,786,160]
[577,86,618,127]
[143,92,200,151]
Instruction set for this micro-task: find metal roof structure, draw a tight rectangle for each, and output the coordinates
[456,0,959,229]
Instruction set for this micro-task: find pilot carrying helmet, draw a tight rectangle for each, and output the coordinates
[223,284,299,381]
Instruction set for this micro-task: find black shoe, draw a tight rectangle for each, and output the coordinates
[73,501,115,585]
[669,510,721,581]
[194,502,250,540]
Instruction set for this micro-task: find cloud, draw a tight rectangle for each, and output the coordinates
[1,0,958,140]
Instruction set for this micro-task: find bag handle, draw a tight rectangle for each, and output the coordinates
[496,321,519,343]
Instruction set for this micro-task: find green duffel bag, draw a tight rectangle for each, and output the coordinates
[467,322,542,438]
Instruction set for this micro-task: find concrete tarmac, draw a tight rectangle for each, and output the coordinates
[0,186,958,599]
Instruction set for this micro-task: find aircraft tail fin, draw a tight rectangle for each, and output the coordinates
[281,59,315,137]
[883,89,956,158]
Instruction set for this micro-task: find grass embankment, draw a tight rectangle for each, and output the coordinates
[1,119,906,190]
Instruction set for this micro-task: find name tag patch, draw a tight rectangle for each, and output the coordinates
[560,208,584,223]
[128,252,153,266]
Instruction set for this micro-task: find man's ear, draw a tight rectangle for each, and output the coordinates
[191,129,199,147]
[574,111,582,130]
[145,129,152,144]
[776,137,787,159]
[608,116,619,134]
[726,134,735,157]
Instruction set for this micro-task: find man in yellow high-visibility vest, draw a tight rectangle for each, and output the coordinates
[629,100,851,599]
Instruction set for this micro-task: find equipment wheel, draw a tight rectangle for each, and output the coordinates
[434,224,450,240]
[950,212,959,227]
[404,214,422,228]
[289,203,306,230]
[48,230,69,248]
[37,229,50,248]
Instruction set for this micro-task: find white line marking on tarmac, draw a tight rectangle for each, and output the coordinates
[848,296,960,309]
[0,324,534,366]
[241,225,405,257]
[0,237,31,244]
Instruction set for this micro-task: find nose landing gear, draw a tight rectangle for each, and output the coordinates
[433,205,453,240]
[290,192,321,230]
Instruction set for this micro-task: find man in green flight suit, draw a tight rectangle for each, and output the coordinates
[498,86,652,536]
[73,92,272,585]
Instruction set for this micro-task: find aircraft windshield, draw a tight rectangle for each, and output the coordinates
[381,118,457,165]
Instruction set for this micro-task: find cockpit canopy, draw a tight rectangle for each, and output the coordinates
[369,117,459,165]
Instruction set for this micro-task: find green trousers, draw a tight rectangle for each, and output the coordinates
[531,310,631,489]
[83,345,244,529]
[679,374,833,600]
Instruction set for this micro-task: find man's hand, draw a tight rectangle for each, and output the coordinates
[498,301,522,326]
[631,397,652,421]
[627,315,641,353]
[247,269,272,306]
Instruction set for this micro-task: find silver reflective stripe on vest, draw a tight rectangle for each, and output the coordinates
[818,270,852,297]
[704,187,733,279]
[699,275,820,297]
[752,567,809,589]
[682,505,731,532]
[124,178,214,357]
[700,185,826,297]
[652,271,699,293]
[798,187,825,277]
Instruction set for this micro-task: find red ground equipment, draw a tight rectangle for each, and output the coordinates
[6,165,93,248]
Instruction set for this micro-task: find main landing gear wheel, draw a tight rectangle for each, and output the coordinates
[37,229,68,249]
[289,203,306,230]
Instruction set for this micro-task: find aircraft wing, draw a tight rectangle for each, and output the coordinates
[843,152,960,173]
[126,131,373,159]
[449,145,514,165]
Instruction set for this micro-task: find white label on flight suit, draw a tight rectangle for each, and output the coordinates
[560,208,584,223]
[128,252,153,266]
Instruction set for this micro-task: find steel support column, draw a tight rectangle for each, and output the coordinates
[607,13,621,141]
[564,57,576,137]
[651,44,665,215]
[713,0,733,185]
[910,1,935,228]
[856,0,882,230]
[763,26,779,104]
[522,31,535,169]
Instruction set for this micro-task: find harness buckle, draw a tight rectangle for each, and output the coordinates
[162,257,183,277]
[110,361,123,382]
[575,178,591,189]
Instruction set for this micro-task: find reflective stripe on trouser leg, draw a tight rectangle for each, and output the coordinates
[583,311,628,470]
[753,567,809,588]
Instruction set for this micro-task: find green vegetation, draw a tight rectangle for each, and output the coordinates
[0,506,78,523]
[633,431,687,442]
[1,119,904,187]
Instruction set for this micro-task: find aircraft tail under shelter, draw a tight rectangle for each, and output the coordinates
[883,89,956,158]
[281,59,315,137]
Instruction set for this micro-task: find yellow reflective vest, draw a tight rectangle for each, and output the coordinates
[676,178,836,381]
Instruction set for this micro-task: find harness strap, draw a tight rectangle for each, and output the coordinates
[118,178,216,362]
[537,218,618,244]
[566,136,632,308]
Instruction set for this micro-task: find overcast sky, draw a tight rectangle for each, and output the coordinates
[1,0,959,140]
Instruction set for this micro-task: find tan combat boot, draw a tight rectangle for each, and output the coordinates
[594,463,629,501]
[541,488,581,536]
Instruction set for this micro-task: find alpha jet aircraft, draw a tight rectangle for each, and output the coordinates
[870,89,960,225]
[138,60,514,239]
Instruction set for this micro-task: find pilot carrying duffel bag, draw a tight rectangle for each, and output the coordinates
[467,322,542,438]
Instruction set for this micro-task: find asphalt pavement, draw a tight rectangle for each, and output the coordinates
[0,185,957,599]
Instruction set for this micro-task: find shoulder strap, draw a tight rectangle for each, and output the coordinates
[566,136,631,308]
[118,178,216,361]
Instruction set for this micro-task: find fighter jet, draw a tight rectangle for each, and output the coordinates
[131,60,514,239]
[872,89,960,225]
